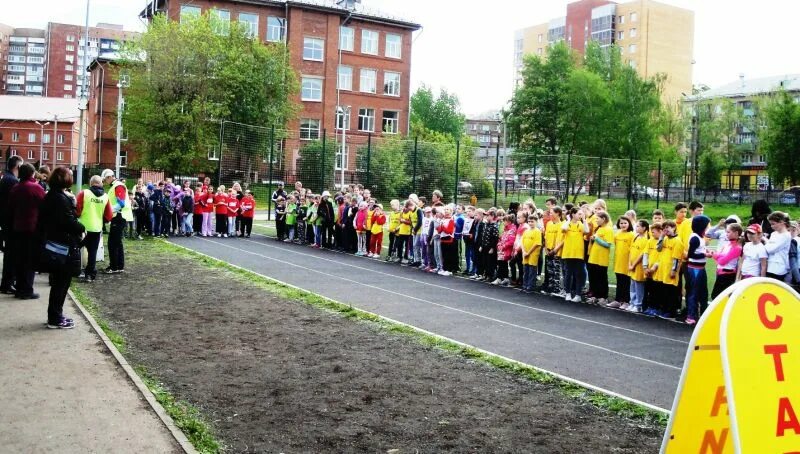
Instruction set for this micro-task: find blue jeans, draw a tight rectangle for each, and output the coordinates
[465,241,474,274]
[182,214,193,234]
[685,266,708,320]
[150,212,161,236]
[523,264,537,291]
[630,280,646,308]
[314,225,322,246]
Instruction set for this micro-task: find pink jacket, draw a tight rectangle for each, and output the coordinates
[497,223,517,261]
[711,242,743,274]
[355,208,367,232]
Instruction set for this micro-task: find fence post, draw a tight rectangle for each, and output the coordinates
[532,152,537,199]
[366,133,372,189]
[565,151,572,203]
[597,156,603,199]
[454,141,460,204]
[627,153,634,211]
[267,125,275,221]
[321,129,326,192]
[656,159,662,209]
[494,141,500,207]
[683,158,689,202]
[412,136,418,194]
[216,120,224,186]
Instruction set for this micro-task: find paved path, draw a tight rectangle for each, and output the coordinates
[0,275,181,453]
[171,233,693,411]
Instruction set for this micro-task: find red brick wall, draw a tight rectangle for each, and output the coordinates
[87,60,133,166]
[0,119,78,167]
[566,0,613,54]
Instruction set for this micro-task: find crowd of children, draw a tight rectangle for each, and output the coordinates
[271,185,799,327]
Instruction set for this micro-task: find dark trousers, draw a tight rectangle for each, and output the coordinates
[1,228,15,289]
[12,231,36,296]
[48,270,72,325]
[473,244,484,276]
[216,214,227,235]
[615,273,631,303]
[193,213,203,235]
[83,231,101,278]
[523,264,537,291]
[510,252,523,282]
[235,215,243,234]
[276,218,286,240]
[662,283,681,315]
[240,218,253,236]
[563,258,585,297]
[171,211,179,233]
[711,273,737,300]
[161,213,171,235]
[644,279,657,310]
[484,251,497,280]
[543,256,562,294]
[497,259,509,280]
[387,233,396,258]
[441,240,458,272]
[587,263,609,299]
[394,234,410,260]
[323,224,334,248]
[108,216,125,271]
[335,224,344,249]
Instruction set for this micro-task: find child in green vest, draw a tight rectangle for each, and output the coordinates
[285,195,298,243]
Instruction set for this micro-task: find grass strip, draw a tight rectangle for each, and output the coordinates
[159,239,669,428]
[71,284,223,453]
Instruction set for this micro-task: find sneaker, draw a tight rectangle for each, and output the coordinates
[564,293,572,300]
[605,300,622,309]
[443,271,452,276]
[283,239,291,243]
[500,278,510,286]
[437,270,447,276]
[658,311,676,320]
[597,298,607,306]
[16,292,40,300]
[47,319,75,329]
[626,305,642,313]
[102,268,117,275]
[684,317,697,326]
[586,297,597,305]
[223,234,228,238]
[385,256,392,262]
[0,286,17,295]
[571,295,582,303]
[491,278,502,286]
[642,308,657,316]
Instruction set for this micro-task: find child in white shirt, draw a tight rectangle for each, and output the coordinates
[738,224,768,280]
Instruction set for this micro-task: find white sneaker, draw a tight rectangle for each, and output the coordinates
[491,278,502,285]
[571,295,582,303]
[500,278,510,286]
[438,270,447,276]
[444,271,452,276]
[626,305,641,313]
[564,293,572,300]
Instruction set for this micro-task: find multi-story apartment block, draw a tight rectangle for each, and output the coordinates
[0,22,137,98]
[514,0,694,104]
[465,114,518,188]
[140,0,420,181]
[0,95,81,167]
[685,74,800,191]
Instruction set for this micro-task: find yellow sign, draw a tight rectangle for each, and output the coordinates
[661,283,739,454]
[721,278,800,453]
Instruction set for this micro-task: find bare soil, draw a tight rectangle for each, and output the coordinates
[77,239,662,453]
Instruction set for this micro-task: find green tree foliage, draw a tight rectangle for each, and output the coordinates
[760,90,800,187]
[690,98,749,191]
[295,139,337,193]
[698,149,726,198]
[410,85,467,139]
[119,14,298,175]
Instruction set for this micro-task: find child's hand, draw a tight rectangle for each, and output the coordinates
[670,270,676,279]
[628,264,635,272]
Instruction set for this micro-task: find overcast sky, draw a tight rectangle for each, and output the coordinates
[7,0,800,116]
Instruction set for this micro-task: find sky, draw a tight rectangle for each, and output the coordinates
[6,0,800,116]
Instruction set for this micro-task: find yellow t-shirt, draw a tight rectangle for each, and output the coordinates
[588,225,614,267]
[561,221,586,260]
[586,214,598,240]
[544,220,560,250]
[389,211,401,232]
[677,218,692,255]
[555,227,566,258]
[398,210,414,235]
[366,209,374,230]
[370,214,385,235]
[628,235,649,282]
[613,231,634,275]
[646,237,661,278]
[522,227,543,266]
[657,235,684,286]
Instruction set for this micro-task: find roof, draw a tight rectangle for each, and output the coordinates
[687,74,800,101]
[0,96,80,122]
[140,0,420,30]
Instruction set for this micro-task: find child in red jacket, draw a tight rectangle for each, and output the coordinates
[239,191,255,238]
[213,185,228,237]
[437,206,457,275]
[368,205,387,258]
[226,188,239,237]
[493,213,518,286]
[354,201,368,256]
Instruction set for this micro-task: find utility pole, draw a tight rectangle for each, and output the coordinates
[52,115,58,168]
[75,0,90,188]
[35,120,50,163]
[115,75,128,178]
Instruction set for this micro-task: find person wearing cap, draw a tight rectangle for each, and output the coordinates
[706,222,743,299]
[738,224,768,280]
[101,169,133,273]
[705,214,741,250]
[271,183,287,206]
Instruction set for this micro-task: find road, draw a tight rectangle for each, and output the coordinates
[169,232,692,411]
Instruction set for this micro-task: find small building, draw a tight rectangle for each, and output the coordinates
[0,95,80,167]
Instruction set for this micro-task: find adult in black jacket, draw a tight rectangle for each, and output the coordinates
[0,155,23,293]
[318,191,335,248]
[39,167,85,329]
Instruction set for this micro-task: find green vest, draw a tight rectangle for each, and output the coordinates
[79,189,109,233]
[111,181,134,222]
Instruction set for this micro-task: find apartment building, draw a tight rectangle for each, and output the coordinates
[465,114,517,188]
[0,22,137,98]
[86,57,132,168]
[513,0,694,103]
[141,0,420,179]
[0,95,80,167]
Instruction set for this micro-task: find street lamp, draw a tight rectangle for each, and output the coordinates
[116,74,129,178]
[336,105,351,190]
[34,120,50,163]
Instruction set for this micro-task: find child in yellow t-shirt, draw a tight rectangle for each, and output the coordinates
[521,213,543,293]
[607,216,634,308]
[652,220,683,318]
[543,206,564,295]
[587,211,613,305]
[387,199,401,262]
[561,208,589,303]
[644,223,663,313]
[627,220,651,312]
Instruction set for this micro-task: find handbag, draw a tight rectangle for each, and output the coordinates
[40,239,82,277]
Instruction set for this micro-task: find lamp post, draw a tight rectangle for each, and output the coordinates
[336,105,351,190]
[115,75,128,178]
[75,0,90,189]
[34,120,50,163]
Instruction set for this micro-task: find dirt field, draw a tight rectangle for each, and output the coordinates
[77,239,662,453]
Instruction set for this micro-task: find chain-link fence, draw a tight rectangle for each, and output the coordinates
[213,121,795,216]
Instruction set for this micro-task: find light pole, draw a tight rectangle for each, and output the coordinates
[34,120,50,163]
[336,105,350,190]
[115,75,128,178]
[76,0,90,189]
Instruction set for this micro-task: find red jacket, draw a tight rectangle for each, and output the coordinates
[437,217,455,244]
[227,197,240,217]
[193,193,204,215]
[240,196,255,218]
[9,178,45,233]
[498,223,517,261]
[214,193,228,215]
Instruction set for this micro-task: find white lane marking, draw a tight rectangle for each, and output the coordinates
[245,232,687,345]
[169,239,670,413]
[191,236,682,371]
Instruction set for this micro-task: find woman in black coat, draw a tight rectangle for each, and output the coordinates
[39,167,85,329]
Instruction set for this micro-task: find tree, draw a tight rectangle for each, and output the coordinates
[760,90,800,190]
[119,14,298,176]
[410,85,466,140]
[295,139,336,193]
[697,149,726,201]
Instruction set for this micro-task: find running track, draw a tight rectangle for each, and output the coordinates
[169,231,692,411]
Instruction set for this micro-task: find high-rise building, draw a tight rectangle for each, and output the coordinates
[514,0,694,104]
[0,22,138,98]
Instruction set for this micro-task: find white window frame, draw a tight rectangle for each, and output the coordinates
[385,33,402,59]
[42,133,50,144]
[57,134,65,144]
[360,68,377,94]
[382,110,399,134]
[11,132,19,142]
[42,150,48,161]
[339,26,354,51]
[299,118,321,140]
[66,35,75,42]
[66,44,75,52]
[28,133,36,143]
[267,16,286,42]
[64,84,72,91]
[212,9,231,35]
[57,151,64,162]
[303,37,324,61]
[180,5,202,23]
[358,108,375,132]
[10,149,17,157]
[301,76,323,102]
[336,109,350,131]
[383,71,400,97]
[335,145,349,171]
[27,150,34,160]
[361,29,378,55]
[618,31,624,40]
[337,65,352,91]
[238,12,259,38]
[629,44,636,54]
